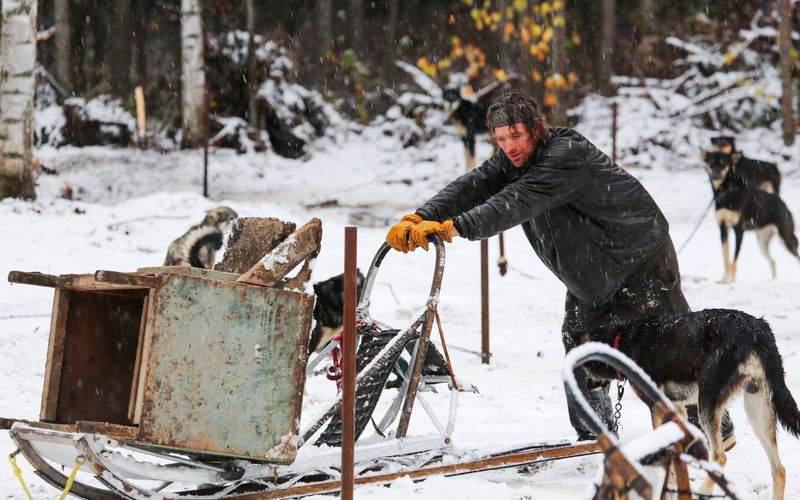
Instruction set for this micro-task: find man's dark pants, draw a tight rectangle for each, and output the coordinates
[561,237,690,440]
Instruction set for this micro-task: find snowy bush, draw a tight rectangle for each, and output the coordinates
[573,7,793,170]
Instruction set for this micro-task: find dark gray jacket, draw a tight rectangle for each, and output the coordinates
[416,127,668,305]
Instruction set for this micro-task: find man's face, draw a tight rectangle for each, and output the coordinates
[494,124,536,167]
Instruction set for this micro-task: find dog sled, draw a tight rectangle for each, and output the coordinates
[2,218,736,499]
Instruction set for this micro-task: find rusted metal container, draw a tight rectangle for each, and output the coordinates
[7,265,314,464]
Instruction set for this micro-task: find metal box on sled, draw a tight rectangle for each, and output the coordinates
[6,265,314,464]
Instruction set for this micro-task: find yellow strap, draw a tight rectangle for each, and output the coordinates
[8,452,33,500]
[59,455,85,500]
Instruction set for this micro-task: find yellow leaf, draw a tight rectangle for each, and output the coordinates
[567,71,579,85]
[494,69,508,81]
[532,24,543,37]
[417,57,429,68]
[543,27,554,42]
[448,14,456,25]
[554,15,566,27]
[724,52,735,66]
[531,69,543,82]
[571,31,581,45]
[463,86,475,96]
[504,23,515,39]
[491,11,502,22]
[521,27,531,43]
[544,77,555,90]
[513,0,527,13]
[541,2,551,15]
[543,93,558,107]
[471,8,480,20]
[529,44,540,57]
[553,0,565,10]
[506,7,515,19]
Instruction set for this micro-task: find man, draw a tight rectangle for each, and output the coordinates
[386,92,732,445]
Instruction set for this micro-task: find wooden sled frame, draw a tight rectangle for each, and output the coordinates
[3,235,603,499]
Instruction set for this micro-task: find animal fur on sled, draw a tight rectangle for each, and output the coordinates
[163,206,238,269]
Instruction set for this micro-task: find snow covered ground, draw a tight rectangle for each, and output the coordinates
[2,119,800,499]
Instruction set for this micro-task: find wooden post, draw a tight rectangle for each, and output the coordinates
[134,86,146,141]
[611,101,618,164]
[341,227,357,500]
[480,240,490,364]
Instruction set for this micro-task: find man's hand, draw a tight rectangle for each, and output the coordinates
[409,220,456,251]
[386,214,423,252]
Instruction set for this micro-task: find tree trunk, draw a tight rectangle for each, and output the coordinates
[384,0,398,70]
[347,0,363,53]
[133,0,149,88]
[246,0,258,127]
[779,0,794,145]
[550,11,568,125]
[0,0,38,199]
[108,0,132,96]
[316,0,333,59]
[639,0,655,36]
[54,0,71,96]
[181,0,206,147]
[597,0,616,96]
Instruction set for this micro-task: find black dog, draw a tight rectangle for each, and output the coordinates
[442,87,490,170]
[582,309,800,499]
[702,151,799,282]
[308,270,365,353]
[443,76,517,170]
[710,136,781,193]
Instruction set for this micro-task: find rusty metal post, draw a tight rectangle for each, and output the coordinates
[480,240,490,364]
[341,227,357,500]
[611,100,618,164]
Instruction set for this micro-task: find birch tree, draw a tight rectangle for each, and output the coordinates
[0,0,38,199]
[181,0,206,147]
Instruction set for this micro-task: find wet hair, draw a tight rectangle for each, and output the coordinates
[486,92,550,142]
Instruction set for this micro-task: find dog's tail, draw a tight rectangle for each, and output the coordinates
[164,224,224,268]
[759,325,800,438]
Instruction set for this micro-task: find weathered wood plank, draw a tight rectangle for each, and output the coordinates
[9,270,152,290]
[215,217,296,274]
[127,293,150,423]
[75,421,139,440]
[237,218,321,288]
[40,288,69,421]
[94,270,159,288]
[136,266,240,282]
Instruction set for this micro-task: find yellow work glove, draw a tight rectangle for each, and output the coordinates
[386,214,423,252]
[409,220,454,251]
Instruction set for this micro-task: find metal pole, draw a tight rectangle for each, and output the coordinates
[341,227,357,500]
[480,240,490,364]
[611,101,618,164]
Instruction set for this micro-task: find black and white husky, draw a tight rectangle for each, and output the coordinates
[582,309,800,499]
[163,206,238,269]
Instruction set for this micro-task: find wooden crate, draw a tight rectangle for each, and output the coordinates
[7,266,313,464]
